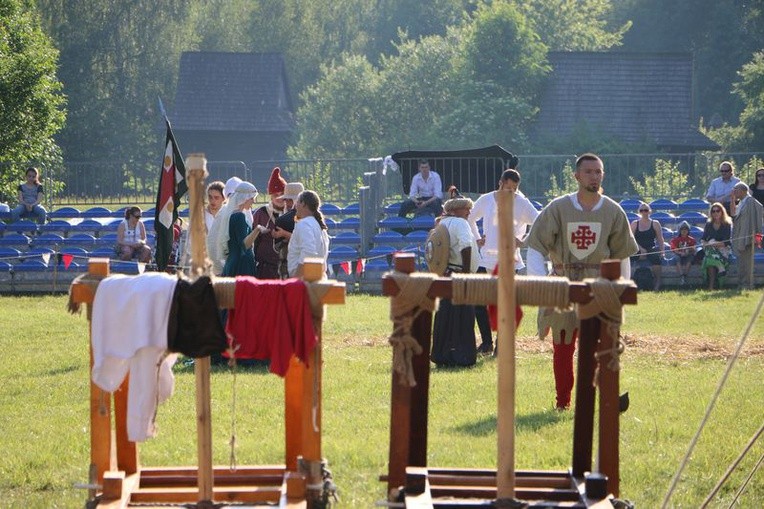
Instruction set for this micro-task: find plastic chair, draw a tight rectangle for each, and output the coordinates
[410,215,435,230]
[378,217,409,230]
[48,207,81,220]
[0,233,32,248]
[331,231,361,247]
[81,206,112,219]
[64,234,98,249]
[404,230,429,245]
[372,231,406,247]
[327,246,359,265]
[678,211,708,227]
[321,203,342,216]
[70,219,103,235]
[619,199,643,212]
[39,220,72,236]
[7,220,38,235]
[337,217,360,232]
[0,247,22,264]
[384,202,403,216]
[342,203,360,216]
[32,233,65,249]
[677,198,710,212]
[530,200,544,211]
[649,199,678,211]
[14,259,49,271]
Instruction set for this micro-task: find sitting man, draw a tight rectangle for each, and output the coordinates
[398,159,443,218]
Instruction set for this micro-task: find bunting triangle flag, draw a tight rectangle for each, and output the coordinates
[355,258,366,275]
[340,261,350,274]
[62,253,73,269]
[41,253,50,265]
[154,120,188,271]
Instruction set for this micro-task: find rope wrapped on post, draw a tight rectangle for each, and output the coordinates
[449,274,570,309]
[578,277,632,373]
[388,272,438,387]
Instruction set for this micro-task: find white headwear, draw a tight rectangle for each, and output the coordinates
[207,181,258,275]
[224,176,243,198]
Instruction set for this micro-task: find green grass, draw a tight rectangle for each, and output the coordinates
[0,291,763,507]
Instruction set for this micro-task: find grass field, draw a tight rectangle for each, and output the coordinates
[0,290,763,508]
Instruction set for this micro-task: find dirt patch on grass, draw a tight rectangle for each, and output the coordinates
[338,333,764,360]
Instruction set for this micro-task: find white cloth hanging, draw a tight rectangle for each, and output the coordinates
[91,272,179,442]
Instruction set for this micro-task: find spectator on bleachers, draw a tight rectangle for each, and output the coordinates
[11,167,47,224]
[705,161,740,215]
[253,167,287,279]
[670,221,697,285]
[730,182,764,290]
[116,206,151,263]
[630,202,665,291]
[468,169,538,354]
[398,159,443,218]
[287,190,329,278]
[275,182,303,279]
[700,202,732,290]
[749,167,764,209]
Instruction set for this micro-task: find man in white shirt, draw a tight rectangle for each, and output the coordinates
[469,169,539,354]
[706,161,740,215]
[398,159,444,218]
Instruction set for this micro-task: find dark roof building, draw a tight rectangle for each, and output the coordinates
[534,52,719,152]
[171,51,295,184]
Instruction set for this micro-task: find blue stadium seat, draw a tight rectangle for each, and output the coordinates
[324,217,337,231]
[111,207,128,218]
[81,206,112,218]
[404,229,429,245]
[364,257,391,274]
[90,246,117,258]
[178,208,190,217]
[337,217,360,231]
[649,198,678,211]
[0,211,10,222]
[27,247,55,263]
[378,216,408,230]
[677,198,710,212]
[14,259,48,272]
[39,219,72,236]
[678,211,708,227]
[98,233,118,247]
[689,226,704,243]
[619,199,643,212]
[0,220,5,234]
[0,247,22,264]
[649,211,676,226]
[331,231,361,247]
[142,219,155,231]
[70,219,103,235]
[7,220,38,235]
[384,202,402,216]
[530,200,544,211]
[58,260,87,272]
[327,246,359,265]
[0,261,12,272]
[342,203,360,216]
[410,215,435,230]
[143,207,156,217]
[0,233,31,248]
[101,219,123,233]
[368,245,397,258]
[321,203,342,216]
[48,207,81,220]
[146,233,156,247]
[33,233,65,249]
[64,233,98,249]
[372,231,406,247]
[626,212,639,222]
[110,260,142,275]
[60,246,90,258]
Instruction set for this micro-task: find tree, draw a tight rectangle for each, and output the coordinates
[0,0,65,200]
[514,0,630,51]
[629,159,689,201]
[732,52,764,151]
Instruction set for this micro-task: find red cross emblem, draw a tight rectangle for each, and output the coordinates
[571,225,597,250]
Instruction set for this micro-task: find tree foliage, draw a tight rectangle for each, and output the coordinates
[629,159,689,201]
[0,0,65,200]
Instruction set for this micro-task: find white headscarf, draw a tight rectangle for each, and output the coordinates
[223,176,243,198]
[207,181,258,275]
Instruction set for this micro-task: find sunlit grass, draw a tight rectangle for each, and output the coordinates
[0,291,762,507]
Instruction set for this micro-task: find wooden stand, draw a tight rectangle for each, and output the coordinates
[71,155,345,508]
[382,248,636,507]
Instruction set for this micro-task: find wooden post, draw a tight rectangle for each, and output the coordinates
[386,253,433,498]
[185,153,214,504]
[495,190,516,500]
[597,261,622,496]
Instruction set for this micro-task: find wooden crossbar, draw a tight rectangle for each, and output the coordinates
[71,157,345,508]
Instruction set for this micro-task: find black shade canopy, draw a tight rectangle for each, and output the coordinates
[392,145,517,196]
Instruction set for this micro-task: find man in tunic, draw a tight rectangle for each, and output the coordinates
[730,182,763,290]
[525,153,638,410]
[253,167,287,279]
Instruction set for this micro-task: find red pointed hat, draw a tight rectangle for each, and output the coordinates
[267,167,287,195]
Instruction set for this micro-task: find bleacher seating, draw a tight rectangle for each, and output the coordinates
[81,206,112,218]
[327,246,359,265]
[64,234,98,250]
[0,233,32,249]
[70,219,103,235]
[33,233,65,249]
[48,207,81,219]
[325,217,337,231]
[677,211,707,227]
[342,203,360,216]
[649,198,678,211]
[378,216,408,230]
[111,207,128,218]
[410,215,435,230]
[39,220,72,236]
[372,231,406,248]
[337,217,360,232]
[384,202,402,216]
[321,203,342,216]
[332,231,361,247]
[619,198,642,212]
[677,198,710,212]
[7,220,38,235]
[0,247,22,264]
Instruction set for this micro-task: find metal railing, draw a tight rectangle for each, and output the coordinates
[16,151,763,209]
